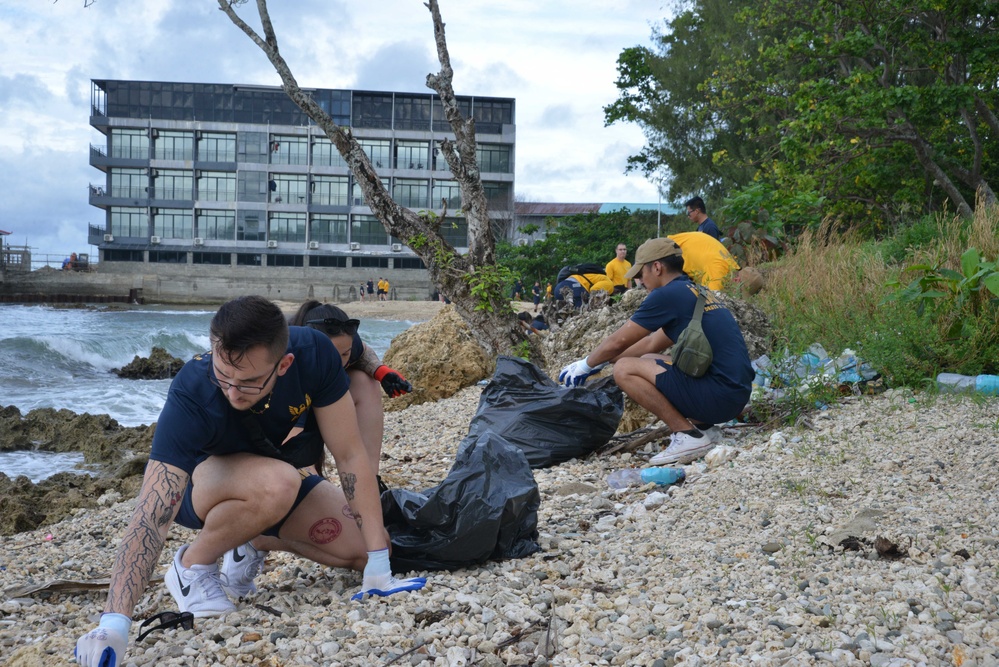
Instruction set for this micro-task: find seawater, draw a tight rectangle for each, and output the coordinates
[0,304,414,480]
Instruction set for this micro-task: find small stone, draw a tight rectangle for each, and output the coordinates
[762,542,782,553]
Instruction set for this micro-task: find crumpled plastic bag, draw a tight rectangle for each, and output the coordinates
[467,355,624,468]
[382,431,541,572]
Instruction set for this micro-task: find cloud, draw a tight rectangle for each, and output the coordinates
[537,104,577,129]
[352,41,437,93]
[0,74,53,111]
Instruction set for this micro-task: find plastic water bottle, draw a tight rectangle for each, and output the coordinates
[606,467,686,490]
[936,373,999,396]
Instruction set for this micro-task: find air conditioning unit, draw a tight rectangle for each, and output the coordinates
[103,234,114,242]
[517,238,529,247]
[266,240,278,248]
[308,240,320,250]
[391,243,402,252]
[193,237,204,246]
[150,236,161,244]
[349,242,361,250]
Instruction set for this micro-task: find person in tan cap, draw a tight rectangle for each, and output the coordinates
[558,237,753,465]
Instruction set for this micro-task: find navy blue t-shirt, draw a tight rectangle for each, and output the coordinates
[150,326,349,475]
[697,217,722,240]
[630,276,753,390]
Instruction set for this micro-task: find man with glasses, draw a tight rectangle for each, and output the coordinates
[75,295,425,667]
[559,238,752,466]
[684,196,721,240]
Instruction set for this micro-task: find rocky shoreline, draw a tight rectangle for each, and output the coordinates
[3,387,999,666]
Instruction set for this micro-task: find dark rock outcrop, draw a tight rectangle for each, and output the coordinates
[112,346,185,379]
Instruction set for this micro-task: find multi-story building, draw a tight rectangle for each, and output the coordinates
[86,79,515,300]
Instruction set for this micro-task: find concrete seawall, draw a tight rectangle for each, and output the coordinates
[0,264,434,305]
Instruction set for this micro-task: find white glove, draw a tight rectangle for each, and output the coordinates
[559,358,604,386]
[75,613,131,667]
[351,548,426,601]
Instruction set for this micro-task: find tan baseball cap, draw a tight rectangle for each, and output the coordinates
[623,238,683,280]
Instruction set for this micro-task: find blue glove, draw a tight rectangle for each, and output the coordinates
[351,548,426,601]
[559,358,605,386]
[75,613,131,667]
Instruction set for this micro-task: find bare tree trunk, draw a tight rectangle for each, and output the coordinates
[217,0,529,358]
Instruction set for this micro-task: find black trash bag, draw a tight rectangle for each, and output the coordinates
[382,431,541,572]
[468,355,624,468]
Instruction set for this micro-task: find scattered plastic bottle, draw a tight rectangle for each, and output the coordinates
[606,466,685,490]
[936,373,999,396]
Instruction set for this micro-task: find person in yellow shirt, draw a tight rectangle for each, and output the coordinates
[554,271,616,308]
[377,278,390,301]
[666,232,740,290]
[604,243,632,292]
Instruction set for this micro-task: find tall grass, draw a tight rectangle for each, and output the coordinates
[750,205,999,388]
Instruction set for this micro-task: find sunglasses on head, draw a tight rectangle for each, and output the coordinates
[137,610,195,642]
[305,317,360,336]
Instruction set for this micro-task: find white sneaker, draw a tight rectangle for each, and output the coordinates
[165,545,236,618]
[699,425,723,443]
[221,541,266,598]
[649,431,716,465]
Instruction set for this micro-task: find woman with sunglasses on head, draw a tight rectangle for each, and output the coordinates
[289,300,412,473]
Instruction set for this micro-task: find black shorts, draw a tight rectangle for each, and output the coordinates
[653,359,750,425]
[175,473,325,538]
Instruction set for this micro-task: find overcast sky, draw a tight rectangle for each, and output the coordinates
[0,0,665,259]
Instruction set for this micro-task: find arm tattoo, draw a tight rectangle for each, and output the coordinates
[353,344,382,376]
[106,461,187,614]
[339,471,357,501]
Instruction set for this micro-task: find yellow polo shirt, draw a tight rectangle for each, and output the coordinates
[667,232,740,290]
[605,257,633,287]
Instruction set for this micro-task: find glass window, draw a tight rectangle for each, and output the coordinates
[269,174,307,204]
[196,210,235,240]
[353,257,389,268]
[110,168,147,199]
[393,178,429,208]
[313,137,348,168]
[394,96,431,131]
[153,169,193,200]
[441,217,469,248]
[472,99,513,133]
[350,215,388,245]
[193,252,230,265]
[237,170,268,203]
[270,135,309,165]
[395,257,427,269]
[149,250,188,263]
[310,255,348,268]
[237,211,265,241]
[477,144,512,173]
[110,129,149,160]
[352,93,393,129]
[271,254,304,267]
[269,212,306,242]
[351,177,391,206]
[431,179,462,209]
[395,141,430,170]
[432,97,471,132]
[198,132,235,162]
[103,248,144,262]
[154,131,194,161]
[110,206,147,237]
[311,176,349,206]
[236,253,262,266]
[153,208,193,239]
[197,171,236,201]
[358,139,391,169]
[309,214,348,244]
[483,181,512,211]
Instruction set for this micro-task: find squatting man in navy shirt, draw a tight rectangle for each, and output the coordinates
[76,295,425,667]
[559,238,753,466]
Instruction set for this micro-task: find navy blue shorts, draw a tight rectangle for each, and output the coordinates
[175,473,325,538]
[653,359,750,425]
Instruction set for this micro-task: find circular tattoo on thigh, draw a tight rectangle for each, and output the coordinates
[309,517,343,544]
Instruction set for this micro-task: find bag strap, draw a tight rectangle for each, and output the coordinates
[690,285,707,325]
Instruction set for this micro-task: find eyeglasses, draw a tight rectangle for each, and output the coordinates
[208,359,280,395]
[305,317,360,337]
[137,611,194,642]
[686,209,696,216]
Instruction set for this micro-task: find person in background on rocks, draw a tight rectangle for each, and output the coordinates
[359,282,366,302]
[377,277,390,301]
[531,281,542,313]
[605,243,633,293]
[530,313,549,332]
[553,269,615,309]
[289,300,412,475]
[366,279,375,299]
[666,231,740,291]
[558,238,752,466]
[545,282,553,302]
[685,196,721,241]
[511,278,525,301]
[74,296,425,667]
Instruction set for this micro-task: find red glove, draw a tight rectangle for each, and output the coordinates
[373,365,413,397]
